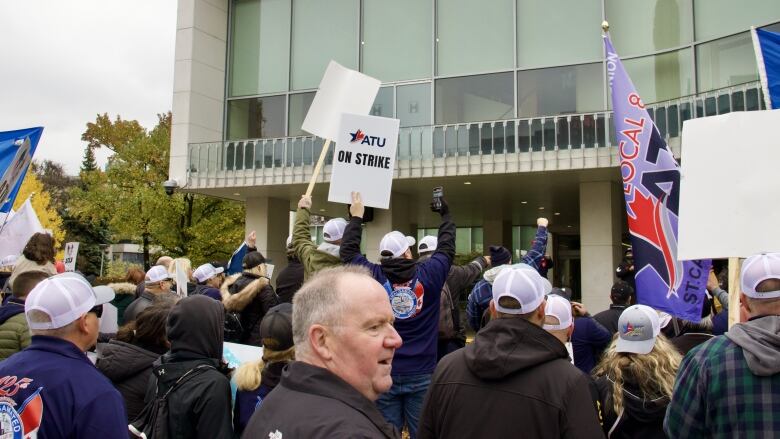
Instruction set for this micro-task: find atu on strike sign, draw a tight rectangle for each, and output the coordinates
[63,242,79,272]
[328,113,400,209]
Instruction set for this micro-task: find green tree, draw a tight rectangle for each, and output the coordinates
[81,146,98,173]
[69,113,244,268]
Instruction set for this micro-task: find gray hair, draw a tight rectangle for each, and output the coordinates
[292,265,373,359]
[27,309,78,337]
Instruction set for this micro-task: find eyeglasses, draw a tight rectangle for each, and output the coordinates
[89,304,103,318]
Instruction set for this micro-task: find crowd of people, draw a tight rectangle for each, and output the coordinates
[0,192,777,438]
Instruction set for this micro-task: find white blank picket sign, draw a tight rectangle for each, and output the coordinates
[678,110,780,260]
[328,113,400,209]
[301,61,381,140]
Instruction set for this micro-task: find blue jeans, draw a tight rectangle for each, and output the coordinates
[375,373,432,439]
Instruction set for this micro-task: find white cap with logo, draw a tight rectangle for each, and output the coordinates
[492,265,548,314]
[543,294,573,330]
[193,263,225,283]
[380,231,416,258]
[323,218,347,243]
[740,252,780,299]
[418,236,437,254]
[615,304,661,355]
[25,273,115,330]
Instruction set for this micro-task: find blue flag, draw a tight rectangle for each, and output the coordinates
[604,35,711,322]
[752,27,780,109]
[0,127,43,214]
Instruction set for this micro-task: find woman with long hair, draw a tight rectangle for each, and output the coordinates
[592,304,682,438]
[233,303,294,435]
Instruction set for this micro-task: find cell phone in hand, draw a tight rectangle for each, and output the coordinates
[432,186,444,211]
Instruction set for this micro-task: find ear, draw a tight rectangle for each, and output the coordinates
[404,249,413,260]
[489,299,497,318]
[536,299,547,321]
[566,324,574,340]
[308,324,333,362]
[76,314,91,335]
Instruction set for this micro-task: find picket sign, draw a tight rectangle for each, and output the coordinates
[63,242,79,272]
[300,61,380,197]
[327,113,400,209]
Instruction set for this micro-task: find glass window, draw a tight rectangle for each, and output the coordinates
[397,83,431,127]
[291,0,359,90]
[227,95,286,140]
[362,0,432,81]
[617,49,693,104]
[696,32,758,92]
[288,92,315,136]
[370,87,394,118]
[606,0,693,57]
[517,0,602,68]
[229,0,291,97]
[436,0,514,76]
[694,0,780,41]
[517,63,603,118]
[435,73,514,125]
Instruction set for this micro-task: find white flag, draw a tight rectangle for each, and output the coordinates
[0,197,44,258]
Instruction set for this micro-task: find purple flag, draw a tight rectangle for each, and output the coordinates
[604,35,710,322]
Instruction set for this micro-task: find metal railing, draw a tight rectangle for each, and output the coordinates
[187,82,764,174]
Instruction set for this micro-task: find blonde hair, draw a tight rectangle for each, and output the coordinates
[168,258,193,280]
[593,334,681,416]
[234,346,295,391]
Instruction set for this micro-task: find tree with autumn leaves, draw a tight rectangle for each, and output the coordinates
[12,170,66,258]
[68,112,244,269]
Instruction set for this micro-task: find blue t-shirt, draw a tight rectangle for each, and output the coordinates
[0,336,127,437]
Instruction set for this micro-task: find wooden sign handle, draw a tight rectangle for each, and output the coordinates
[305,139,332,197]
[727,257,741,328]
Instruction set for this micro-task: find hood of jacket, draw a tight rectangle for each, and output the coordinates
[317,242,341,258]
[483,265,507,284]
[167,295,224,360]
[380,258,418,284]
[107,282,138,295]
[464,317,569,380]
[97,339,160,382]
[0,298,25,325]
[725,315,780,376]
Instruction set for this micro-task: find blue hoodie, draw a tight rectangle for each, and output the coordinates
[0,336,127,437]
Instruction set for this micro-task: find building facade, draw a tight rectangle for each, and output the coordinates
[170,0,779,309]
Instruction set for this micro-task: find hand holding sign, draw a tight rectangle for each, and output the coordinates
[349,192,364,218]
[298,195,312,210]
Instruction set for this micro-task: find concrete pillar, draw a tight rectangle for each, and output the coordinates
[245,197,290,284]
[170,0,228,185]
[364,193,417,262]
[579,181,623,312]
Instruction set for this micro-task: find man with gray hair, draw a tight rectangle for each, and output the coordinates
[0,272,127,436]
[665,252,780,437]
[244,266,402,438]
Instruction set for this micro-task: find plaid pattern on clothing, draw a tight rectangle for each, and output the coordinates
[664,335,780,438]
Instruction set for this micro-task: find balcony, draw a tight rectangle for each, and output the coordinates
[186,82,765,189]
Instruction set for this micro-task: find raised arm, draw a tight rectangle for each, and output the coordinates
[521,217,548,271]
[292,195,318,266]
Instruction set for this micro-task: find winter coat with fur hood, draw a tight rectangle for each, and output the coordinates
[221,273,278,345]
[108,282,138,326]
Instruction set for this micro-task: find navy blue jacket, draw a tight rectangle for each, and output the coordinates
[0,336,127,437]
[572,316,612,374]
[341,214,455,376]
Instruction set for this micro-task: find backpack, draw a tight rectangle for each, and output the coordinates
[129,364,215,439]
[438,283,458,340]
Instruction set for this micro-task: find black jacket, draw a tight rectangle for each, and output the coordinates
[594,374,669,439]
[243,361,398,438]
[123,290,177,323]
[97,339,162,421]
[275,256,304,303]
[227,272,279,345]
[144,296,234,438]
[418,317,605,439]
[593,305,629,335]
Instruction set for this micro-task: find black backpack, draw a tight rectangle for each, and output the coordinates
[129,364,215,438]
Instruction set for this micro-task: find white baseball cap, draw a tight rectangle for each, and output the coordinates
[543,294,573,331]
[323,218,347,243]
[146,265,171,284]
[615,304,661,355]
[193,263,224,283]
[740,252,780,299]
[380,231,416,258]
[418,236,437,254]
[492,266,547,314]
[25,273,115,330]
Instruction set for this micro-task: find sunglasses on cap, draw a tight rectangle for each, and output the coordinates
[88,304,103,318]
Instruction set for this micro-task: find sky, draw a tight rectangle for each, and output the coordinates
[0,1,177,175]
